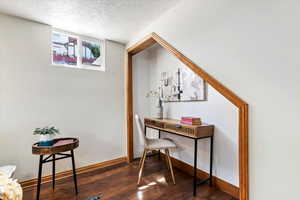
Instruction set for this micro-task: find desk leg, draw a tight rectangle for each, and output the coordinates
[158,130,161,160]
[71,150,78,194]
[193,139,198,196]
[209,136,214,187]
[52,154,55,190]
[36,155,43,200]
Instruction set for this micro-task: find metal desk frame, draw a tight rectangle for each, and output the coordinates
[145,125,214,196]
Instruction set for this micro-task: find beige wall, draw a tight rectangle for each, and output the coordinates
[0,14,126,181]
[128,0,300,199]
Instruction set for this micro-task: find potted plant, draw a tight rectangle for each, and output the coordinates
[33,126,59,146]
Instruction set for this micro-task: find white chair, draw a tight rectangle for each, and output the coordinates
[135,114,176,185]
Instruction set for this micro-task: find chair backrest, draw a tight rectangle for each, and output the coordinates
[134,114,147,147]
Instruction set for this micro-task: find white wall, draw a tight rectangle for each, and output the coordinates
[0,14,126,181]
[132,50,150,158]
[133,44,239,186]
[129,0,300,199]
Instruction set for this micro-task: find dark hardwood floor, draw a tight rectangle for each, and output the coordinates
[23,156,237,200]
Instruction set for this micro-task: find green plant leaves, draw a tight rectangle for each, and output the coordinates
[33,126,60,135]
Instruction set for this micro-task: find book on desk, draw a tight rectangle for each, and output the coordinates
[180,117,202,125]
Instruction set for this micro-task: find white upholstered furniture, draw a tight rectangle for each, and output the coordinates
[0,165,16,178]
[135,114,176,185]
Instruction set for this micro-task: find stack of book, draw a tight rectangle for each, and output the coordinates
[180,117,202,125]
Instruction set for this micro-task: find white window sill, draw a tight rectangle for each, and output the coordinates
[52,64,105,72]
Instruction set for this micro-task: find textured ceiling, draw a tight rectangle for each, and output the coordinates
[0,0,180,44]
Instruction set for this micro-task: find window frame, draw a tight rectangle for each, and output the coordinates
[51,29,105,71]
[51,31,79,68]
[79,38,105,71]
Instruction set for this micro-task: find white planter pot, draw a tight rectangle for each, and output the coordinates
[40,134,54,142]
[39,134,55,146]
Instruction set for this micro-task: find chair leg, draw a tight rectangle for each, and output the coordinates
[137,149,147,185]
[164,149,169,170]
[138,150,146,169]
[166,149,176,184]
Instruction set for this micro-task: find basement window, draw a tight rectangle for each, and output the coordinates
[51,30,105,71]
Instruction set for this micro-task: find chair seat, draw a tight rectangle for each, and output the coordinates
[146,138,176,150]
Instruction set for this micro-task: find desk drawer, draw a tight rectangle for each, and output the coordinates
[145,119,165,128]
[165,124,195,136]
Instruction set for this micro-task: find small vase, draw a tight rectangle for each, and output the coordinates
[155,98,163,119]
[39,134,54,146]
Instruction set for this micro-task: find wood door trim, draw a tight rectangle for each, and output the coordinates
[126,32,249,200]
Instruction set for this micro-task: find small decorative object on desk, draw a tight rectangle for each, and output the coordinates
[146,90,164,119]
[0,172,23,200]
[156,98,163,119]
[33,126,59,146]
[180,117,202,125]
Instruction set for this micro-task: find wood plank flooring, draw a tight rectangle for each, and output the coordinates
[23,156,237,200]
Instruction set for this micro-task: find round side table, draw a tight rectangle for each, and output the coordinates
[32,137,79,200]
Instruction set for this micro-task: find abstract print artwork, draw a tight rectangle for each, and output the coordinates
[161,66,206,102]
